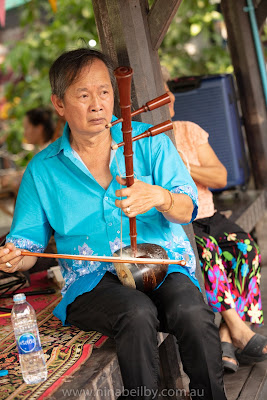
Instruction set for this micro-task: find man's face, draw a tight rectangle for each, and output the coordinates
[23,116,42,145]
[53,59,114,138]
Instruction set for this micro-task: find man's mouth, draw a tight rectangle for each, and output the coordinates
[89,118,105,124]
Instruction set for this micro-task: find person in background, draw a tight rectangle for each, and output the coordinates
[0,48,228,400]
[161,65,267,373]
[23,107,55,151]
[0,107,56,194]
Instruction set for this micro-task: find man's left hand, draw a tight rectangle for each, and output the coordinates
[115,176,164,217]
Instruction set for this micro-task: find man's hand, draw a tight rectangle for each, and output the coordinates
[115,176,165,217]
[115,176,194,224]
[0,243,23,273]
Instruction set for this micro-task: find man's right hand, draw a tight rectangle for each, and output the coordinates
[0,243,23,273]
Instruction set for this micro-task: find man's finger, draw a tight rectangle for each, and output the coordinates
[0,247,10,256]
[116,176,127,185]
[0,259,22,273]
[4,242,16,250]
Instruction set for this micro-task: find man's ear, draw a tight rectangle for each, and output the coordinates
[51,94,65,117]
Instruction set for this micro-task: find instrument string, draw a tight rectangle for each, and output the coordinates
[114,148,137,258]
[114,150,124,258]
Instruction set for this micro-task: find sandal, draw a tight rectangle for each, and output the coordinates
[221,342,239,373]
[235,333,267,364]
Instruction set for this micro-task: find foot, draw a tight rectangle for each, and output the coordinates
[221,309,267,354]
[223,354,238,367]
[232,331,267,354]
[219,325,238,370]
[222,344,238,367]
[235,334,267,364]
[219,323,238,370]
[221,342,239,372]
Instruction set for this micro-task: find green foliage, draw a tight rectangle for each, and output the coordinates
[1,0,98,156]
[8,0,97,104]
[160,0,232,78]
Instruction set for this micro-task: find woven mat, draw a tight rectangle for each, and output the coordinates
[0,273,107,400]
[0,271,59,341]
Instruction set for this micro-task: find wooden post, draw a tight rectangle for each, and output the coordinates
[92,0,181,140]
[221,0,267,189]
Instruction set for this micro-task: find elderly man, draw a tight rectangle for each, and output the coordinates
[0,48,227,400]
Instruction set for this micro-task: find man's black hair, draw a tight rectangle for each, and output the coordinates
[49,48,116,100]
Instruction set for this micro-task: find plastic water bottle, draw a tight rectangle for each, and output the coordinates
[11,293,47,384]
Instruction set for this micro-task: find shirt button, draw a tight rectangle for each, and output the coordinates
[117,230,120,234]
[104,196,109,201]
[108,222,113,227]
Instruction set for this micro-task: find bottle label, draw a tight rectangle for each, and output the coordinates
[17,333,42,354]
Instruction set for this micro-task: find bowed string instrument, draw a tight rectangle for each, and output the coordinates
[21,66,186,292]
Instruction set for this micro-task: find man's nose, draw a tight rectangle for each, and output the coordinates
[89,95,103,112]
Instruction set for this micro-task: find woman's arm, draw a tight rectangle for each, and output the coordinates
[186,142,227,189]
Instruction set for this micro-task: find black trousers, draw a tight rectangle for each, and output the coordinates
[66,272,227,400]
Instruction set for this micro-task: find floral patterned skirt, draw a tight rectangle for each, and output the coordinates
[193,212,263,325]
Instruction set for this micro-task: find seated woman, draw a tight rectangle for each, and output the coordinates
[161,66,267,372]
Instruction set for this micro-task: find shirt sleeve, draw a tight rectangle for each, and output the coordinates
[189,121,209,147]
[6,163,52,252]
[151,133,198,223]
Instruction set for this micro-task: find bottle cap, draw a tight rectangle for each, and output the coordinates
[13,293,26,302]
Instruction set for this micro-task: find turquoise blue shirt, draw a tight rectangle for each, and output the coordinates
[7,117,200,325]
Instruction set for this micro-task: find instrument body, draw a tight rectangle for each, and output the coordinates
[114,244,169,292]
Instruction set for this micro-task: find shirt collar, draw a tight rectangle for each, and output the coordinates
[44,123,71,159]
[44,115,122,160]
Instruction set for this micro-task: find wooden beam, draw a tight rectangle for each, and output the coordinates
[221,0,267,189]
[255,0,267,31]
[92,0,172,130]
[148,0,183,51]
